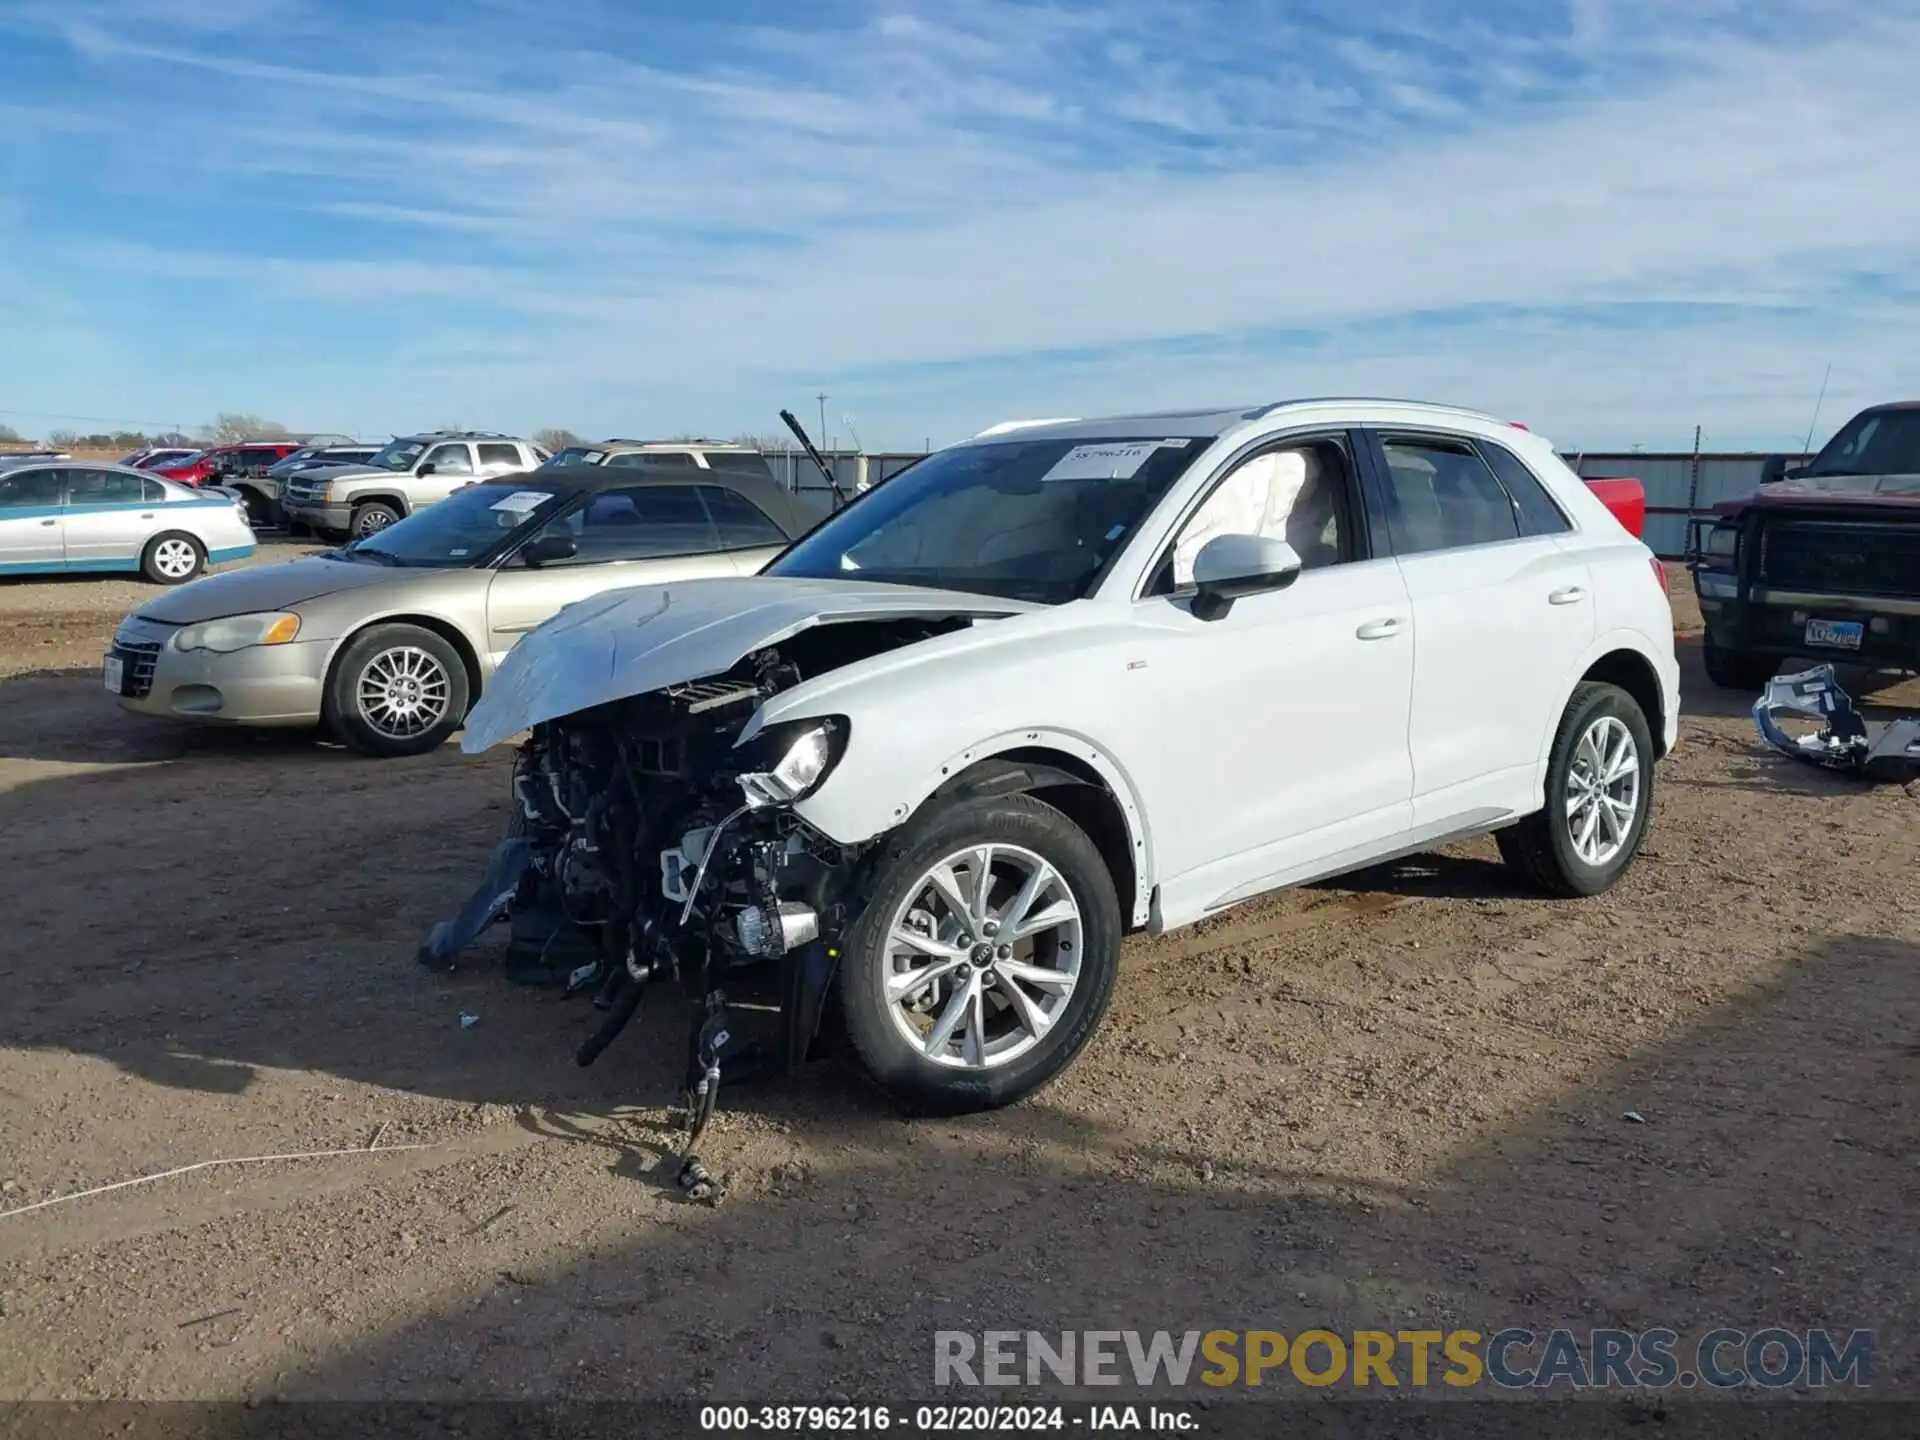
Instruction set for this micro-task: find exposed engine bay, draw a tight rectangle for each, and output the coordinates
[415,616,976,1203]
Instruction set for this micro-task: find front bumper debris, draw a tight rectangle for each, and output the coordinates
[1753,664,1920,783]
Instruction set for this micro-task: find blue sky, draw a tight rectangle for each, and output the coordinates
[2,0,1916,452]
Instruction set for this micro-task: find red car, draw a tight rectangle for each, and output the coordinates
[151,441,303,488]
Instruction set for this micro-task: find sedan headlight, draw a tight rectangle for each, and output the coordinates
[736,717,848,808]
[1703,525,1739,560]
[173,612,302,654]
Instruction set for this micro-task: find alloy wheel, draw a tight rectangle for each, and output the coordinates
[151,538,199,580]
[355,645,451,740]
[881,843,1083,1070]
[1564,715,1641,867]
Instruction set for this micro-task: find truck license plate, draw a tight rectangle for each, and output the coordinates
[102,654,124,693]
[1804,618,1864,650]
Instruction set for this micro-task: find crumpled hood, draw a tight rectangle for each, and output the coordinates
[460,576,1040,753]
[134,554,410,624]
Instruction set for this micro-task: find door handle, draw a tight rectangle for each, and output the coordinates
[139,513,154,520]
[1548,586,1588,605]
[1356,617,1404,640]
[39,519,56,527]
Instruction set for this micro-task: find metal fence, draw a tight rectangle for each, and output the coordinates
[1563,452,1804,560]
[770,445,1782,559]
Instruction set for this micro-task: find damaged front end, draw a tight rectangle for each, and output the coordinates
[416,612,978,1202]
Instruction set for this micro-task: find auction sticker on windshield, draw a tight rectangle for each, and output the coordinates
[490,491,552,514]
[1041,441,1184,482]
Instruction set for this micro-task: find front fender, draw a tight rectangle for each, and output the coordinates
[792,724,1157,928]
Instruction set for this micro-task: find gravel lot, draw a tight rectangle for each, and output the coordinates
[0,557,1915,1404]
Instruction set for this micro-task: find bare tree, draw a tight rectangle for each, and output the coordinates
[0,423,22,444]
[48,430,80,448]
[534,428,582,452]
[206,413,292,444]
[730,432,794,452]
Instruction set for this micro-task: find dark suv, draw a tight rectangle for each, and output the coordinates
[1691,400,1920,686]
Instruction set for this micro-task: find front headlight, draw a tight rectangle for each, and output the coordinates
[1703,525,1739,560]
[736,717,849,808]
[173,612,302,654]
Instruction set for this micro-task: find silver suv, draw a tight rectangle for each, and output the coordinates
[283,431,550,540]
[540,438,777,480]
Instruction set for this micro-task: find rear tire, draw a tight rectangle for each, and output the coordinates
[140,532,205,585]
[1702,635,1775,690]
[837,793,1122,1115]
[323,623,469,758]
[1497,681,1655,899]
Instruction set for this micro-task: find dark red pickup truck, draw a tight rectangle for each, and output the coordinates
[1690,400,1920,687]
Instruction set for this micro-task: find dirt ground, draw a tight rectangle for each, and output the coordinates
[0,556,1915,1406]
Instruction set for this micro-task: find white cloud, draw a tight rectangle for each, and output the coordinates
[3,0,1919,447]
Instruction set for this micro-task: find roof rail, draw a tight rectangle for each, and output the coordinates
[1241,397,1512,422]
[972,417,1081,438]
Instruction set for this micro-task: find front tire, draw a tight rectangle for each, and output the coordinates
[351,502,402,539]
[323,623,470,758]
[1497,681,1655,898]
[838,793,1122,1115]
[140,532,205,585]
[1702,635,1775,690]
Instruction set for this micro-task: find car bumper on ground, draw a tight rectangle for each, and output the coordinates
[106,629,330,726]
[1693,573,1920,669]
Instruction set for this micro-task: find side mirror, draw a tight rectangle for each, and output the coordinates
[1190,534,1303,620]
[520,534,578,567]
[1759,455,1810,486]
[416,462,437,477]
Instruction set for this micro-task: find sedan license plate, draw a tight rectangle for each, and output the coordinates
[1804,618,1864,651]
[102,654,124,694]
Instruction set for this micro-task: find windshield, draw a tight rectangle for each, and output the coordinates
[765,435,1210,603]
[341,480,569,566]
[367,439,428,472]
[542,446,606,467]
[156,451,203,468]
[1807,410,1920,479]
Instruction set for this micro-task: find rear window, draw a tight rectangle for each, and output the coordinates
[608,451,697,469]
[700,485,787,548]
[1478,442,1572,537]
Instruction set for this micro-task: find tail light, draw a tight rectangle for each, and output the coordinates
[1507,421,1530,431]
[1649,556,1669,594]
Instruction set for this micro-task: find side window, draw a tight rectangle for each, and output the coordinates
[1478,442,1572,537]
[1377,437,1520,555]
[424,443,474,476]
[0,470,63,509]
[142,477,167,502]
[1158,439,1356,591]
[67,468,147,504]
[477,443,522,469]
[535,485,719,562]
[700,486,788,549]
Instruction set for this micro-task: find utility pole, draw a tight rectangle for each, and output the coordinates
[817,393,829,454]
